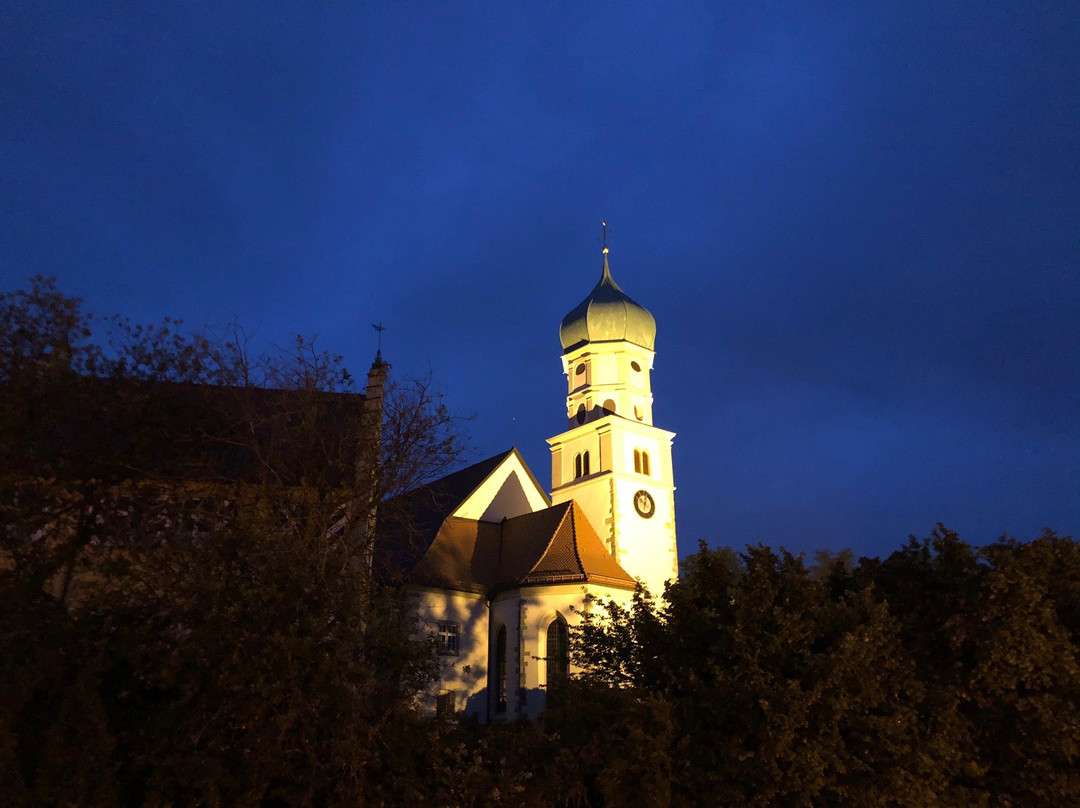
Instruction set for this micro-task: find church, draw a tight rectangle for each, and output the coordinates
[377,241,678,721]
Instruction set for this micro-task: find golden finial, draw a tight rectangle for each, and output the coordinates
[600,220,610,254]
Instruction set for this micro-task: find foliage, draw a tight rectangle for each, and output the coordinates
[565,531,1080,807]
[0,277,463,806]
[2,278,1076,806]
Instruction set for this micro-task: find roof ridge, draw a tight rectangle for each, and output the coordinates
[522,500,574,580]
[447,448,515,488]
[567,501,585,576]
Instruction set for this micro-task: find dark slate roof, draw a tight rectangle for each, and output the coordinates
[2,375,369,485]
[375,450,516,581]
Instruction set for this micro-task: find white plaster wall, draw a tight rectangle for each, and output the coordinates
[610,475,679,598]
[562,343,655,426]
[412,587,490,718]
[489,593,524,721]
[550,417,677,575]
[414,584,641,723]
[455,455,548,520]
[610,424,673,486]
[549,475,615,553]
[508,583,638,720]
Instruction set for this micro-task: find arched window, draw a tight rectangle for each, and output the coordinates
[602,398,616,415]
[574,453,582,479]
[494,626,507,714]
[575,403,586,424]
[545,616,569,702]
[582,451,590,476]
[642,451,651,476]
[634,449,642,474]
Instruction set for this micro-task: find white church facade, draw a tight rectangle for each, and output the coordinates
[377,243,678,720]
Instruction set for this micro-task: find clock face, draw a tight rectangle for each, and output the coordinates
[633,489,655,519]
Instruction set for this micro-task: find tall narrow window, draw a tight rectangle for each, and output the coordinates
[582,451,590,476]
[574,453,582,479]
[634,449,642,474]
[546,616,569,703]
[494,626,507,714]
[436,690,456,717]
[642,452,651,476]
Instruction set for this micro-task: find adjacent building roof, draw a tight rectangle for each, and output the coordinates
[2,374,370,485]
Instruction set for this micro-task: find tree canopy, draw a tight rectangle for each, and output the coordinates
[1,277,462,806]
[562,529,1080,807]
[1,278,1075,807]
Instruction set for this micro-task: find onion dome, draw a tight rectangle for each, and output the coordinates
[559,249,656,352]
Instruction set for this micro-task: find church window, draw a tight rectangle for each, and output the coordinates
[602,398,616,415]
[576,403,586,424]
[494,626,507,714]
[631,360,642,372]
[575,363,586,376]
[437,622,459,655]
[634,449,651,476]
[545,616,569,703]
[574,453,582,479]
[634,403,644,421]
[436,690,456,717]
[582,451,590,476]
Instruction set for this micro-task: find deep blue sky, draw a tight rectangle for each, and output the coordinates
[3,2,1077,560]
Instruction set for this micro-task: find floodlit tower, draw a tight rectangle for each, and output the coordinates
[547,230,678,597]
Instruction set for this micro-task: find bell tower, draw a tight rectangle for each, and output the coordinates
[547,233,678,597]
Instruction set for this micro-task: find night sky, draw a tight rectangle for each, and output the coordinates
[3,3,1077,561]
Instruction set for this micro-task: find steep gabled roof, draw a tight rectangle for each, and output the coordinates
[384,458,638,594]
[407,517,499,594]
[375,448,551,583]
[513,501,637,591]
[492,504,572,587]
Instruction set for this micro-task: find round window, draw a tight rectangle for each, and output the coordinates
[630,361,641,372]
[575,363,586,376]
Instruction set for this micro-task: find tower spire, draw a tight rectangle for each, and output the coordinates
[600,220,612,280]
[548,232,678,598]
[371,322,386,365]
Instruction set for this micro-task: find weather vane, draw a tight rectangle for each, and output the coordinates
[600,220,610,254]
